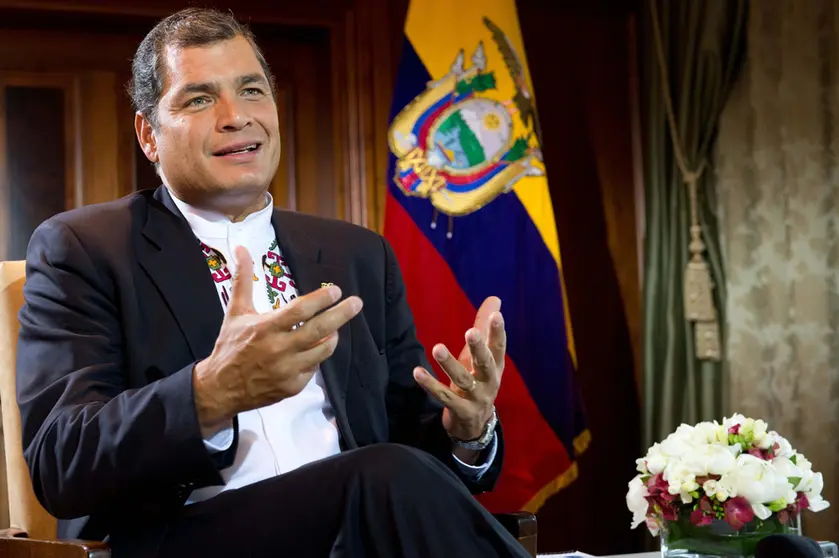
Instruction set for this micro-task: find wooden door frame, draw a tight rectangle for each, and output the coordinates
[0,72,82,260]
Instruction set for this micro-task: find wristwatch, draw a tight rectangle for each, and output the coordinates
[449,407,498,451]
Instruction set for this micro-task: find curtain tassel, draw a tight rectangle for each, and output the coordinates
[684,225,721,360]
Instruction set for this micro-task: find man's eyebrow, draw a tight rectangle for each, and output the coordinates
[175,81,218,98]
[237,73,269,88]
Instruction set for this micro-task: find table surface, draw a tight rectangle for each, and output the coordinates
[538,553,658,558]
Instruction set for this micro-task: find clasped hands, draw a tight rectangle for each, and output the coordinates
[193,246,506,447]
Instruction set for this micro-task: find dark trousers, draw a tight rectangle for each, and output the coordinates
[153,444,530,558]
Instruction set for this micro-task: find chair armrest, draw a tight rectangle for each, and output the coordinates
[493,512,537,557]
[0,529,110,557]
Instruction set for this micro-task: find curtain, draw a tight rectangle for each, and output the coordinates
[716,0,839,540]
[640,0,748,450]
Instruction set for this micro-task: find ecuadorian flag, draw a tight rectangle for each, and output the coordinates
[384,0,591,512]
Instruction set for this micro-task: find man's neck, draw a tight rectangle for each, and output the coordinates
[225,194,269,222]
[167,186,270,222]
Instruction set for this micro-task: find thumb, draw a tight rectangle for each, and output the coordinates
[227,246,255,316]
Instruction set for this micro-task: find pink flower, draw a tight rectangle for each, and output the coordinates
[691,507,713,526]
[797,493,810,512]
[724,497,755,530]
[778,510,790,525]
[729,424,741,435]
[660,504,678,521]
[690,497,714,526]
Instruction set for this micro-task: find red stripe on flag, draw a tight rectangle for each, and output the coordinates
[384,193,573,511]
[417,97,455,148]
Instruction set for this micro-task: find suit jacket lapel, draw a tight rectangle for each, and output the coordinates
[271,210,356,449]
[137,186,224,362]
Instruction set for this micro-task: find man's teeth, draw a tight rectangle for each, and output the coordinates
[226,145,258,155]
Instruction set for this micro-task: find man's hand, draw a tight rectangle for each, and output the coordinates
[193,246,363,435]
[412,296,506,449]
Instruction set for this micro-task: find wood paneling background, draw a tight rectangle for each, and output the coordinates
[0,0,644,553]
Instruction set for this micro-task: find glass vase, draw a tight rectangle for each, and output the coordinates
[659,512,801,558]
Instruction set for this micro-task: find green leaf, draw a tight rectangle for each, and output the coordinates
[791,454,798,465]
[767,499,787,512]
[641,475,651,482]
[788,477,802,489]
[690,491,700,499]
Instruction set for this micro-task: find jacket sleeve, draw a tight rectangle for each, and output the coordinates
[379,235,504,494]
[16,218,232,519]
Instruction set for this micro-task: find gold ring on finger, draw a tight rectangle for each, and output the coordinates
[464,377,478,392]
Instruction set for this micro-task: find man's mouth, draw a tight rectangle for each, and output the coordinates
[214,142,262,156]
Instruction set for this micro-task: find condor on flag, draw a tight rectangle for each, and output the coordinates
[383,0,590,513]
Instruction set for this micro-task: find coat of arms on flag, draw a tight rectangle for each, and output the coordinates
[389,18,544,221]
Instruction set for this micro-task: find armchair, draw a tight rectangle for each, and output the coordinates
[0,260,536,557]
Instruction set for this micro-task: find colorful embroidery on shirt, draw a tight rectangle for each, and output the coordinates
[263,239,297,309]
[199,239,299,311]
[201,242,232,283]
[200,242,233,307]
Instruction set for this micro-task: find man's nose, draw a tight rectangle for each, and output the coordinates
[216,96,250,131]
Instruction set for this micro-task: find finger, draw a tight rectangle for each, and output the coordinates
[290,296,363,348]
[269,284,345,330]
[227,246,256,316]
[412,367,470,413]
[464,328,495,383]
[487,312,506,374]
[291,330,341,372]
[432,344,477,394]
[473,296,501,337]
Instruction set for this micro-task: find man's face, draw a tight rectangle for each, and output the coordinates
[136,35,280,212]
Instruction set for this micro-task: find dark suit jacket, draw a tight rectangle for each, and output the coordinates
[15,186,503,551]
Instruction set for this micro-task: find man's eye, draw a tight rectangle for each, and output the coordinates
[186,96,210,107]
[242,88,264,96]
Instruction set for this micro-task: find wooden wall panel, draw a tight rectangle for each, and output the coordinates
[269,85,297,211]
[79,72,121,206]
[0,0,353,25]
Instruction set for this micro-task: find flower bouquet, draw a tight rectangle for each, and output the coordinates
[627,414,830,558]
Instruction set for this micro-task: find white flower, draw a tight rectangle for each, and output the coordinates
[718,455,796,514]
[774,434,794,458]
[691,421,728,446]
[663,462,699,503]
[702,479,730,501]
[750,419,773,449]
[658,434,695,461]
[626,475,649,529]
[682,444,738,477]
[803,472,830,512]
[773,456,804,490]
[723,413,747,431]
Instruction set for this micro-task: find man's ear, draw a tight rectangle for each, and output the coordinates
[134,112,159,164]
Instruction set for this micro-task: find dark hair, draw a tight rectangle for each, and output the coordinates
[128,7,275,128]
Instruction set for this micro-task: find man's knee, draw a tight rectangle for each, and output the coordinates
[347,444,451,485]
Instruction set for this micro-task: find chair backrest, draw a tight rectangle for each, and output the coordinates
[0,261,57,539]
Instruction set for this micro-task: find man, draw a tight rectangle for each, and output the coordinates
[15,8,530,558]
